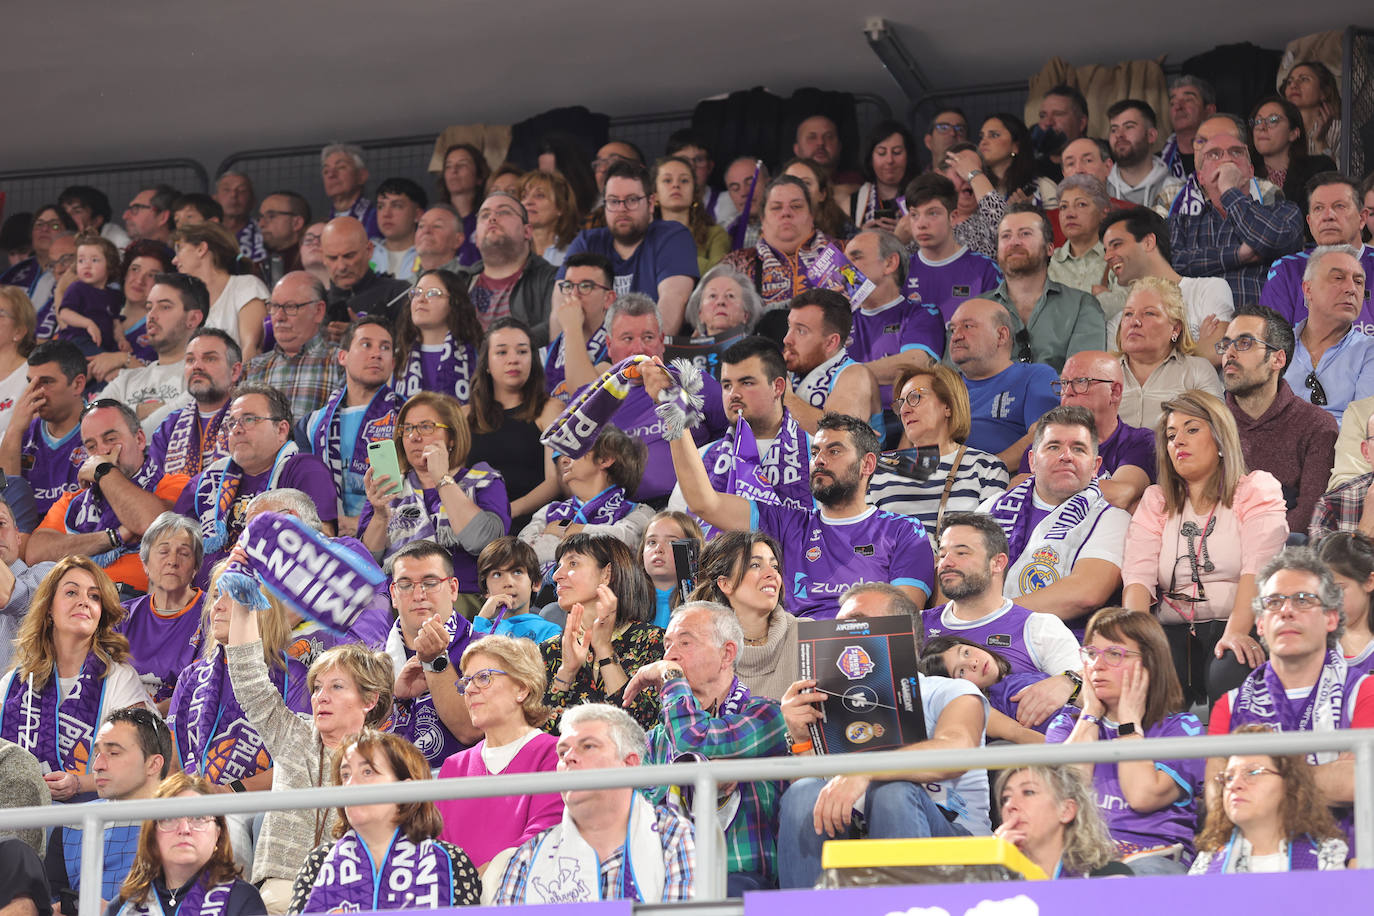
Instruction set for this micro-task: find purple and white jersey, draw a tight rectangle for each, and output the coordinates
[1046,710,1206,858]
[922,600,1054,676]
[752,502,933,619]
[905,247,1003,322]
[118,592,206,703]
[1261,244,1374,335]
[848,297,945,403]
[543,327,609,399]
[21,418,87,516]
[578,374,728,502]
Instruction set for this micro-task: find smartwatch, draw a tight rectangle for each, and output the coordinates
[421,654,450,674]
[1116,722,1139,737]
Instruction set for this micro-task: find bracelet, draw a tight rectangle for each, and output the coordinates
[438,475,457,490]
[1078,712,1101,726]
[551,673,575,691]
[966,168,983,181]
[790,740,814,755]
[106,528,120,550]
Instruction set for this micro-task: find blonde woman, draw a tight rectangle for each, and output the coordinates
[1115,276,1223,428]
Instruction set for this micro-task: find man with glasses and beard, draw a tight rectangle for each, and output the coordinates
[462,191,557,346]
[655,389,933,619]
[1283,245,1374,420]
[558,160,698,336]
[1220,306,1337,532]
[922,512,1084,728]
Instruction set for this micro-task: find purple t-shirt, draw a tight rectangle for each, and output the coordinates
[573,373,728,501]
[1261,244,1374,335]
[921,600,1044,676]
[905,247,1003,322]
[752,502,933,619]
[21,418,87,517]
[560,220,700,297]
[56,281,122,352]
[988,671,1067,734]
[1016,418,1157,482]
[122,315,157,362]
[543,328,609,398]
[174,451,340,578]
[118,592,206,703]
[848,297,945,403]
[1046,709,1206,857]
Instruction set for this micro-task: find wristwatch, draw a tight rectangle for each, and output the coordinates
[421,653,450,674]
[596,654,623,672]
[1116,722,1139,737]
[92,462,116,485]
[1062,669,1083,703]
[966,168,984,182]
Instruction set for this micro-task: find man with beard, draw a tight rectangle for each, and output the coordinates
[100,274,207,433]
[921,512,1084,727]
[659,393,933,619]
[781,289,880,435]
[1285,245,1374,419]
[256,191,310,286]
[1221,306,1336,532]
[986,204,1106,371]
[1105,100,1180,208]
[666,335,812,536]
[0,341,89,516]
[149,329,243,477]
[559,160,698,336]
[979,405,1130,624]
[462,191,557,346]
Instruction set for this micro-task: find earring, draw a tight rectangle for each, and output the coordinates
[1171,334,1178,342]
[1218,450,1223,458]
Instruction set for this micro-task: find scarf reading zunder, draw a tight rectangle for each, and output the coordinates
[373,467,502,566]
[197,442,299,552]
[541,355,705,459]
[222,511,387,637]
[397,334,476,404]
[65,457,162,566]
[525,792,666,904]
[304,830,458,912]
[311,384,399,514]
[161,403,230,477]
[0,653,108,774]
[805,242,875,307]
[168,645,298,784]
[1231,651,1351,765]
[1167,173,1266,219]
[986,477,1107,593]
[1198,830,1323,874]
[116,873,234,916]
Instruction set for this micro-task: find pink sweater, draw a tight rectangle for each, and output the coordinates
[436,731,563,867]
[1122,471,1288,625]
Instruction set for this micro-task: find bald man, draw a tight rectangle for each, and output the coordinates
[320,217,410,339]
[1011,350,1155,509]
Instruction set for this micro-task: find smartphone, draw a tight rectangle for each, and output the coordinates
[366,439,403,495]
[873,208,900,222]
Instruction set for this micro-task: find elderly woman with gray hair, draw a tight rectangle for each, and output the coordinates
[1049,174,1125,320]
[683,264,764,341]
[118,511,207,712]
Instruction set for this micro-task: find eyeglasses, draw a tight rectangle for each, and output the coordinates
[893,388,932,410]
[408,287,447,301]
[1014,328,1034,363]
[1051,377,1113,396]
[1255,591,1327,613]
[1079,645,1142,667]
[155,815,218,833]
[1252,114,1286,129]
[604,195,647,211]
[126,203,155,213]
[931,123,968,136]
[455,668,508,695]
[265,300,317,316]
[1214,765,1281,789]
[398,420,449,438]
[32,219,63,231]
[557,279,612,296]
[1215,334,1277,356]
[1305,371,1328,407]
[390,576,455,595]
[1200,145,1251,164]
[223,415,282,433]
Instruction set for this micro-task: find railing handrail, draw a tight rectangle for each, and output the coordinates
[0,157,209,185]
[6,726,1372,914]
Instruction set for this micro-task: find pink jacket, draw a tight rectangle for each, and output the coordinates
[437,731,563,867]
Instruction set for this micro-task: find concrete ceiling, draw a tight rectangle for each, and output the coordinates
[1,3,1366,172]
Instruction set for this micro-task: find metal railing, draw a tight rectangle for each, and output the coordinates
[0,159,209,225]
[0,728,1369,915]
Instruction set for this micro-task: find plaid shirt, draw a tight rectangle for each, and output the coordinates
[244,331,342,426]
[644,677,789,878]
[495,799,695,903]
[57,815,141,902]
[1169,185,1303,305]
[1310,472,1374,542]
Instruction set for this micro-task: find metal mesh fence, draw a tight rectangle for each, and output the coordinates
[0,160,208,225]
[1347,29,1373,178]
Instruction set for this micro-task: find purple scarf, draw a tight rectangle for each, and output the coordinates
[397,334,476,404]
[311,384,399,513]
[0,653,107,774]
[231,511,388,635]
[372,467,503,566]
[304,830,458,912]
[1198,830,1323,874]
[805,242,875,308]
[541,355,705,459]
[544,485,633,526]
[729,161,762,250]
[117,874,234,916]
[196,442,299,552]
[1231,651,1350,736]
[64,456,162,566]
[384,614,474,766]
[168,645,305,785]
[161,403,230,477]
